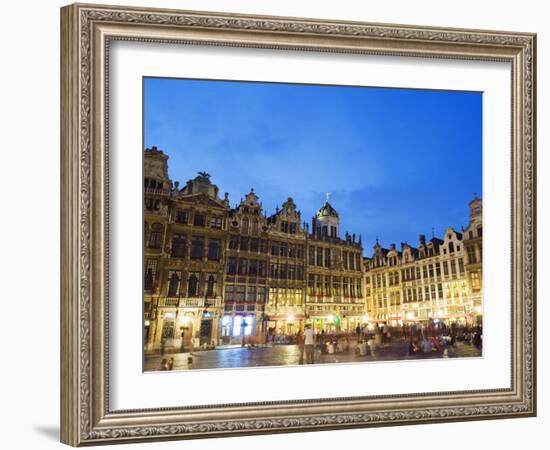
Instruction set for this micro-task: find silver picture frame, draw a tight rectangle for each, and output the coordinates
[60,3,536,446]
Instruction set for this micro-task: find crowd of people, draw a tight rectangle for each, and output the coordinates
[290,322,483,364]
[156,321,482,369]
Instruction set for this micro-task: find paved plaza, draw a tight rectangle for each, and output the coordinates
[144,341,481,372]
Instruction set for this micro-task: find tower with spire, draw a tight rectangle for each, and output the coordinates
[312,192,340,239]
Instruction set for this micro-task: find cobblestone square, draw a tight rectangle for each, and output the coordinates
[144,341,481,372]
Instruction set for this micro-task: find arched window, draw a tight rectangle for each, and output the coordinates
[188,274,198,297]
[449,242,455,253]
[167,272,179,297]
[149,223,164,248]
[252,219,258,235]
[144,269,153,290]
[242,217,249,234]
[206,275,215,297]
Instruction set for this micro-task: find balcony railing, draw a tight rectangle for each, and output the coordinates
[163,297,180,307]
[205,297,223,308]
[144,187,170,196]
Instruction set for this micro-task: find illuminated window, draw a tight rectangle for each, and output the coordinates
[232,315,254,336]
[471,271,481,292]
[221,316,231,337]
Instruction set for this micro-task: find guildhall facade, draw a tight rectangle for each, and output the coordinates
[363,196,483,327]
[143,146,482,352]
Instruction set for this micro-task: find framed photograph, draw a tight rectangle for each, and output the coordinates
[60,3,536,446]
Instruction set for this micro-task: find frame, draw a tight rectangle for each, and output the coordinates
[60,3,536,446]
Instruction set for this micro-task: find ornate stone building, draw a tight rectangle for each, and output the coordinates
[306,198,364,333]
[363,196,483,327]
[144,147,227,351]
[263,198,307,337]
[222,190,272,344]
[144,146,482,352]
[463,195,483,315]
[143,146,365,351]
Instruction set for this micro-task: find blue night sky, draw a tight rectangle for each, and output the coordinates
[144,77,482,256]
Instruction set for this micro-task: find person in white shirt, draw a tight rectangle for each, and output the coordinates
[304,325,315,364]
[367,336,376,356]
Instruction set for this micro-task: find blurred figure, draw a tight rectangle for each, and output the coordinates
[160,358,170,371]
[408,339,419,355]
[358,340,368,356]
[473,331,482,349]
[421,338,433,353]
[367,336,376,356]
[297,331,305,365]
[304,324,315,364]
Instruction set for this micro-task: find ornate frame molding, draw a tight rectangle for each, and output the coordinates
[60,3,536,446]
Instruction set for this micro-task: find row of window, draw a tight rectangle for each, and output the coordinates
[342,250,361,270]
[307,274,363,298]
[307,246,362,271]
[173,209,223,229]
[169,235,222,261]
[223,303,259,313]
[369,259,466,288]
[228,236,305,258]
[279,220,299,234]
[225,257,306,280]
[315,225,338,238]
[148,225,360,270]
[371,245,449,268]
[225,258,268,277]
[267,287,303,307]
[144,177,165,190]
[373,279,475,308]
[224,284,267,303]
[144,268,217,298]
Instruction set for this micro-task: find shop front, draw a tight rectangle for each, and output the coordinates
[265,314,304,338]
[306,312,341,334]
[220,313,261,345]
[341,314,365,333]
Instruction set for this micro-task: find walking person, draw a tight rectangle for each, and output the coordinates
[367,335,376,357]
[304,324,315,364]
[297,330,305,365]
